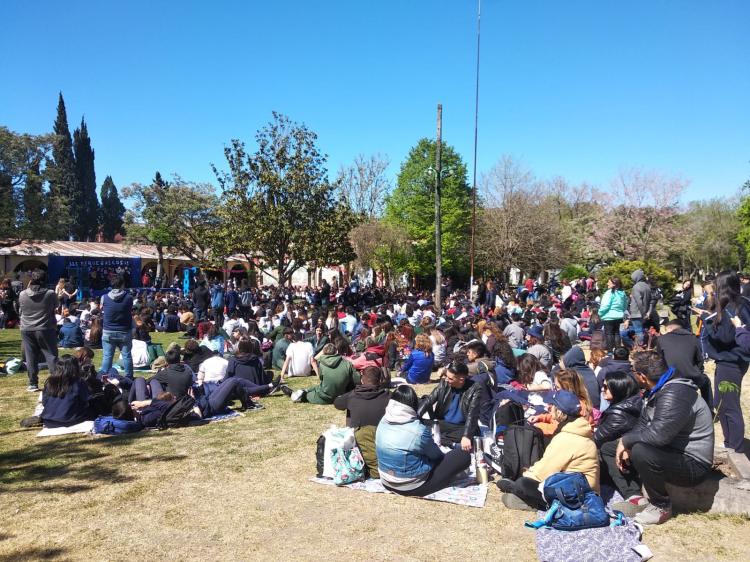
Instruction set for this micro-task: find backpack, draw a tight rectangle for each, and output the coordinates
[525,472,612,531]
[93,416,144,435]
[157,395,197,429]
[500,425,546,480]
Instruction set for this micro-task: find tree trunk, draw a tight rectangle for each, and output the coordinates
[156,245,164,287]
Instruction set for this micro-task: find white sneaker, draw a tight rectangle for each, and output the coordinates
[290,389,305,403]
[635,502,672,525]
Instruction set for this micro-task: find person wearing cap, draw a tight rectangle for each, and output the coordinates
[525,324,552,369]
[498,389,599,511]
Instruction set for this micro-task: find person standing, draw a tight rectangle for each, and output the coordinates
[628,269,652,348]
[19,270,59,391]
[702,270,750,453]
[100,275,134,379]
[193,280,210,322]
[599,276,628,351]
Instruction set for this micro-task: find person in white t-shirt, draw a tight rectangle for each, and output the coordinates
[197,354,229,385]
[281,333,314,378]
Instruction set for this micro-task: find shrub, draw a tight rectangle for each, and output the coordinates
[597,260,677,300]
[558,265,589,282]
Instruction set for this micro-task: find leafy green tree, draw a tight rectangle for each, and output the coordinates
[100,176,126,242]
[0,126,54,245]
[384,138,471,277]
[124,174,220,269]
[213,112,355,285]
[47,93,78,239]
[73,117,100,240]
[350,219,412,289]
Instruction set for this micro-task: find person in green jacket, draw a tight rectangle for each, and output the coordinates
[599,276,628,351]
[290,343,360,404]
[272,328,293,370]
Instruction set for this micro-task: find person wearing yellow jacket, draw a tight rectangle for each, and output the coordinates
[498,390,600,511]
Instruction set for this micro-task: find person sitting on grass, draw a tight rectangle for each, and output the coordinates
[399,333,434,384]
[376,385,472,497]
[290,343,359,404]
[58,315,85,349]
[182,339,215,374]
[594,370,645,517]
[334,366,391,479]
[40,355,94,428]
[149,347,194,398]
[271,327,294,371]
[226,337,272,386]
[529,369,594,436]
[615,350,713,525]
[281,331,314,378]
[417,361,481,450]
[498,390,599,511]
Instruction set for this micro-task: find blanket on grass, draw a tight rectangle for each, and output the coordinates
[37,410,245,437]
[310,476,488,508]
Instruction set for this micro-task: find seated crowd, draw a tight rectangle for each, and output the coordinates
[18,269,741,526]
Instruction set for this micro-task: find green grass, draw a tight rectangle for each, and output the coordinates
[1,329,750,561]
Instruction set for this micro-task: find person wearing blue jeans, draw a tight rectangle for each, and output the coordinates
[100,275,134,378]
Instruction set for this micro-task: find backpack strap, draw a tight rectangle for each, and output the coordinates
[524,500,561,529]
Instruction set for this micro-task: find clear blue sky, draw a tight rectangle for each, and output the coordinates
[1,0,748,202]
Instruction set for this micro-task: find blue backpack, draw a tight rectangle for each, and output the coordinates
[93,416,144,435]
[526,472,614,531]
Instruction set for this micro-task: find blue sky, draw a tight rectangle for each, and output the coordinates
[1,0,748,202]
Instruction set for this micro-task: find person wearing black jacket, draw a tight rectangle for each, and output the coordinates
[334,367,390,427]
[193,281,211,322]
[669,280,693,330]
[616,351,713,525]
[182,339,215,374]
[656,320,712,411]
[150,348,194,397]
[226,337,271,386]
[417,362,481,450]
[595,370,644,516]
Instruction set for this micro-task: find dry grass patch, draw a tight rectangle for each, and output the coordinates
[1,330,749,561]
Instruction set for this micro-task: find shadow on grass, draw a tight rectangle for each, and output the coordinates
[0,431,176,489]
[0,546,69,561]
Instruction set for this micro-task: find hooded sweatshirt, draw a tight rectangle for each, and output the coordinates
[19,285,58,331]
[562,346,601,409]
[152,363,194,397]
[524,416,600,491]
[629,269,652,320]
[334,384,391,427]
[305,353,358,405]
[103,289,134,332]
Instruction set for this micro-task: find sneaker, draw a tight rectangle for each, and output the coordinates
[635,502,672,525]
[290,389,305,403]
[268,376,282,394]
[501,493,535,512]
[20,415,42,428]
[280,384,293,397]
[26,385,40,392]
[612,495,648,517]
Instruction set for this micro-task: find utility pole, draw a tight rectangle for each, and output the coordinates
[434,103,443,311]
[469,0,481,299]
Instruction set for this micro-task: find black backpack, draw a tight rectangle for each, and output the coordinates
[501,425,546,480]
[157,395,197,429]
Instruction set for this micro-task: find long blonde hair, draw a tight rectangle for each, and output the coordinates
[554,369,593,416]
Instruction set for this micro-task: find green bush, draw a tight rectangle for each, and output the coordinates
[558,265,589,281]
[597,260,677,300]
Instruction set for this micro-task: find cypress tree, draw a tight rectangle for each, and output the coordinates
[73,117,99,240]
[100,175,125,242]
[22,158,45,229]
[48,92,78,239]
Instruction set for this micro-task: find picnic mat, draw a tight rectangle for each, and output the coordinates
[310,476,488,508]
[38,410,245,438]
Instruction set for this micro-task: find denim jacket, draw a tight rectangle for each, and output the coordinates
[376,401,444,479]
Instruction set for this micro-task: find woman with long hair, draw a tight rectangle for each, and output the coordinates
[40,355,93,428]
[703,270,750,453]
[599,276,628,351]
[86,315,103,348]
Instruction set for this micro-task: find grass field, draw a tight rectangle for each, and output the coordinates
[1,329,749,562]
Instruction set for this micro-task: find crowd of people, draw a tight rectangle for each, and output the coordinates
[7,266,748,526]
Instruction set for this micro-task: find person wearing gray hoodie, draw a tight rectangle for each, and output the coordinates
[629,269,652,347]
[18,270,59,391]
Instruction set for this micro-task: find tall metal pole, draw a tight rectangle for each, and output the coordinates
[435,104,443,311]
[469,0,481,298]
